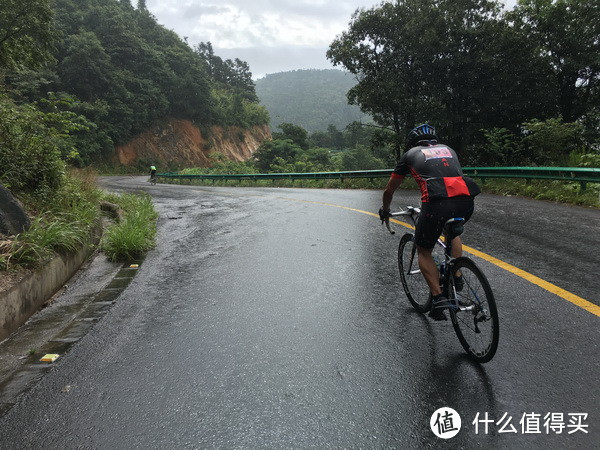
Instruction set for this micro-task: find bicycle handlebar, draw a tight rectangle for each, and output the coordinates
[382,206,421,235]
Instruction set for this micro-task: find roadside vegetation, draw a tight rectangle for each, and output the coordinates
[100,193,158,262]
[0,166,158,270]
[1,170,100,269]
[0,93,156,271]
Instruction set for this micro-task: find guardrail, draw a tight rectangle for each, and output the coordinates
[157,167,600,191]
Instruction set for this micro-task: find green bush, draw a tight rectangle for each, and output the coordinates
[568,151,600,168]
[522,118,584,165]
[0,95,66,199]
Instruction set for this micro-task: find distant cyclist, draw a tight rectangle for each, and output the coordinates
[379,124,480,320]
[149,165,157,183]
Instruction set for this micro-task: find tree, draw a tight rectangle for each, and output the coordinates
[522,117,584,165]
[327,0,551,158]
[253,139,302,172]
[509,0,600,123]
[196,42,257,101]
[0,94,70,196]
[272,123,309,150]
[327,1,420,157]
[0,0,57,72]
[57,32,114,102]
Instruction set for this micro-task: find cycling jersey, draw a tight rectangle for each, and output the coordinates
[392,144,480,203]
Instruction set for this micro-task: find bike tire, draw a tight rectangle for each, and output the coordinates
[448,257,499,363]
[397,233,432,313]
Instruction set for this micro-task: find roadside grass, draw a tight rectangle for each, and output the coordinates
[9,215,88,266]
[1,169,159,270]
[475,179,599,207]
[100,192,158,261]
[4,170,101,269]
[159,175,599,208]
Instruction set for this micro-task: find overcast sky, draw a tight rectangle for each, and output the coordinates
[144,0,518,80]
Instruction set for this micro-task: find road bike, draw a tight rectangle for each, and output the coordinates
[383,206,499,363]
[150,173,157,185]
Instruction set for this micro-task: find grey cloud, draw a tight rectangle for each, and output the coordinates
[181,4,229,19]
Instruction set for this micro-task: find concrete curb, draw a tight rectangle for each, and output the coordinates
[0,226,102,342]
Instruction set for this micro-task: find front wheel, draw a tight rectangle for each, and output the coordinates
[448,257,499,363]
[398,233,431,313]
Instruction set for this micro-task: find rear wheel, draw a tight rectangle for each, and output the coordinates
[397,233,432,313]
[448,257,499,363]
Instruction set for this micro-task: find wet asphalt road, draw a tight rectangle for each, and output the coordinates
[0,176,598,448]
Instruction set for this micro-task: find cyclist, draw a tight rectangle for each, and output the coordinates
[149,165,157,183]
[379,124,480,320]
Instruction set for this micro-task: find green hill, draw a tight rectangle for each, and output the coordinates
[255,69,371,133]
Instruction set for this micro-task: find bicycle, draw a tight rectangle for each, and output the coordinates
[383,206,499,363]
[150,173,157,185]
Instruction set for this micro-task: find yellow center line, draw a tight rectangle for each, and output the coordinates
[288,198,600,317]
[189,188,598,317]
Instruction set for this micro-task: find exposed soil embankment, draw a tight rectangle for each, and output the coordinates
[115,120,271,168]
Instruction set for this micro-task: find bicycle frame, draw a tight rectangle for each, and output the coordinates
[386,208,475,312]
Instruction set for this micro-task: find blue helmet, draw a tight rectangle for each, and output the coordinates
[407,124,438,147]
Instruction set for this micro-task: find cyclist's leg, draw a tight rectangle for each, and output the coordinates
[444,197,474,285]
[414,206,449,320]
[416,245,442,296]
[414,204,446,297]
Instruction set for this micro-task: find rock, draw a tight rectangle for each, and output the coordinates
[0,184,30,236]
[100,201,124,222]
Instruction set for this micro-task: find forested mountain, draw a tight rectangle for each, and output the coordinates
[255,69,371,133]
[1,0,268,167]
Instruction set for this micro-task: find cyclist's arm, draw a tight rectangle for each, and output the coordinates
[382,173,404,211]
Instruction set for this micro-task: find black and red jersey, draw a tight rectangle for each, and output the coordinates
[392,143,480,203]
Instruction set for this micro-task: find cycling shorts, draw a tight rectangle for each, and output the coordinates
[414,197,474,249]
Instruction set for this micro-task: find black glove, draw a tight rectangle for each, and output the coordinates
[379,208,391,222]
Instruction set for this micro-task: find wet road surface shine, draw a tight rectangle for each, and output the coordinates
[0,178,597,448]
[266,195,599,317]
